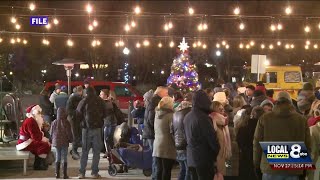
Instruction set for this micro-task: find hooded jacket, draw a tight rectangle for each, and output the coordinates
[50,108,73,147]
[184,90,220,167]
[253,103,311,175]
[152,108,176,160]
[143,94,162,139]
[250,95,267,107]
[172,101,192,153]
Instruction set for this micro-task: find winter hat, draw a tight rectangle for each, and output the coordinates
[237,87,246,94]
[253,90,264,97]
[255,85,266,95]
[61,85,67,92]
[213,92,227,104]
[260,99,274,108]
[55,84,61,90]
[26,105,42,118]
[143,89,154,102]
[158,96,174,110]
[303,82,314,91]
[276,91,292,104]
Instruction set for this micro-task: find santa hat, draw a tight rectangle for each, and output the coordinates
[26,105,42,118]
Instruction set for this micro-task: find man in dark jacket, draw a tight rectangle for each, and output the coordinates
[76,87,106,179]
[54,86,69,115]
[172,94,192,180]
[143,86,168,151]
[66,85,83,160]
[250,90,267,107]
[184,90,220,180]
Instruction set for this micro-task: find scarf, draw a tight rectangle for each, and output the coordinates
[210,112,232,159]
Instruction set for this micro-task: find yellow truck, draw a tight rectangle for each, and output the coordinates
[244,66,303,101]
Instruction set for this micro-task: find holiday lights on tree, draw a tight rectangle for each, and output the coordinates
[167,38,200,92]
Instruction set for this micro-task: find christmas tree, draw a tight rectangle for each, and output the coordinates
[167,38,201,92]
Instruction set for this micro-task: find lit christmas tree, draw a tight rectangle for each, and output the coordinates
[167,38,201,92]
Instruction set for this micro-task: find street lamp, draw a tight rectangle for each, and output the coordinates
[52,58,86,95]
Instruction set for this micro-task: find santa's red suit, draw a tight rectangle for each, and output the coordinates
[16,105,51,157]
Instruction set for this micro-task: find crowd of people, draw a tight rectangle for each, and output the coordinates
[15,79,320,180]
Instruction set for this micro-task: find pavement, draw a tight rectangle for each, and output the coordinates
[0,142,179,180]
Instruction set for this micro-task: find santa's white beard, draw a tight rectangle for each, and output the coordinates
[34,114,44,130]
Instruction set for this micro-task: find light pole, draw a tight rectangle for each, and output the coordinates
[52,58,86,95]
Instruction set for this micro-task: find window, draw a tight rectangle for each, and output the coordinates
[114,86,132,97]
[284,71,301,83]
[266,72,277,83]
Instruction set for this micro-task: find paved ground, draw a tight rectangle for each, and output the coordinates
[0,142,179,180]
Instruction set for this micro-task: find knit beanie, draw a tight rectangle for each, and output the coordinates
[276,91,292,104]
[303,83,314,91]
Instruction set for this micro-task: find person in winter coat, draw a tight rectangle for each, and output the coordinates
[232,95,247,117]
[143,86,168,151]
[308,121,320,180]
[40,89,53,124]
[250,90,267,107]
[143,89,154,108]
[210,101,232,179]
[308,99,320,127]
[244,85,255,104]
[213,92,234,127]
[54,86,69,115]
[66,85,83,160]
[172,95,192,180]
[236,106,264,180]
[297,82,316,117]
[253,92,311,180]
[184,90,220,180]
[50,107,73,179]
[173,91,184,109]
[76,87,107,179]
[131,100,145,136]
[153,96,176,180]
[260,99,274,113]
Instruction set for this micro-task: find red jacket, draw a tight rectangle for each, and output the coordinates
[17,117,43,150]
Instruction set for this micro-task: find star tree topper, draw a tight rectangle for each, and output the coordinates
[178,37,189,53]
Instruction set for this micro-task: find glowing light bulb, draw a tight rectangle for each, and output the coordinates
[306,40,310,45]
[10,17,16,24]
[23,39,27,44]
[264,60,270,66]
[29,3,35,11]
[305,26,311,33]
[202,44,207,49]
[197,41,202,46]
[134,6,141,14]
[222,41,226,46]
[143,40,150,46]
[277,41,281,46]
[188,7,194,15]
[67,39,74,47]
[193,43,197,48]
[136,42,141,48]
[269,44,274,49]
[91,40,97,47]
[169,41,174,47]
[202,23,208,30]
[86,3,93,14]
[0,38,3,43]
[261,44,265,49]
[246,44,250,49]
[10,38,15,44]
[15,24,21,30]
[158,43,162,48]
[285,44,290,49]
[314,44,318,49]
[93,20,98,27]
[290,44,294,49]
[45,23,51,29]
[239,23,245,30]
[239,43,244,49]
[124,24,131,32]
[119,40,124,46]
[115,42,119,47]
[16,38,21,43]
[164,24,169,31]
[318,23,320,29]
[234,7,240,15]
[198,24,203,31]
[277,23,283,30]
[250,41,255,46]
[216,43,220,48]
[305,45,309,49]
[131,21,136,27]
[96,40,101,46]
[270,24,276,31]
[88,24,93,31]
[226,44,230,49]
[285,6,292,15]
[53,18,59,25]
[168,22,173,29]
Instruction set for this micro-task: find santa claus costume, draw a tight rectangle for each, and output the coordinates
[16,105,51,170]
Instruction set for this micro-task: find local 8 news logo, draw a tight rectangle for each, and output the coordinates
[260,142,316,170]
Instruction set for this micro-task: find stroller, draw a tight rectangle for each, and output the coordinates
[107,143,152,177]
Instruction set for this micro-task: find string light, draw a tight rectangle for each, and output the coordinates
[261,44,265,49]
[197,41,202,46]
[16,38,21,43]
[134,6,141,14]
[306,40,310,45]
[29,3,36,11]
[202,23,208,30]
[250,40,255,46]
[290,44,294,49]
[222,41,227,46]
[93,19,98,27]
[216,43,220,48]
[0,38,2,43]
[264,59,270,66]
[226,44,230,49]
[124,24,131,32]
[42,38,49,45]
[164,24,169,31]
[10,38,15,44]
[67,39,74,47]
[314,44,318,49]
[86,3,93,14]
[119,40,125,46]
[304,25,311,33]
[270,24,276,31]
[202,44,207,49]
[143,40,150,46]
[158,42,163,48]
[136,42,141,48]
[239,43,244,49]
[188,7,194,15]
[234,7,240,15]
[192,43,197,48]
[239,22,245,30]
[318,23,320,30]
[15,24,21,30]
[269,44,274,49]
[10,17,16,24]
[277,23,283,30]
[23,39,27,45]
[305,45,309,49]
[168,22,173,29]
[169,41,174,47]
[285,6,292,15]
[277,41,281,46]
[53,18,59,25]
[115,42,119,47]
[245,44,250,49]
[285,44,290,49]
[131,20,136,27]
[45,23,51,29]
[88,24,93,31]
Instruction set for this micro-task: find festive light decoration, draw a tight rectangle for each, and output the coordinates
[246,44,250,49]
[93,19,98,27]
[290,44,294,49]
[167,38,200,92]
[198,23,208,31]
[0,38,2,43]
[304,25,311,33]
[269,44,274,49]
[91,39,101,47]
[222,40,227,46]
[134,6,141,14]
[15,24,21,30]
[123,47,130,55]
[45,23,51,29]
[216,43,220,48]
[86,3,93,14]
[188,7,194,15]
[124,24,131,32]
[239,22,245,30]
[143,40,150,46]
[202,44,207,49]
[270,24,276,31]
[10,17,16,24]
[250,40,255,46]
[264,59,270,66]
[234,7,240,15]
[29,3,36,11]
[158,42,163,48]
[53,18,59,25]
[285,44,290,49]
[197,41,202,46]
[42,38,50,45]
[261,44,265,49]
[306,40,311,45]
[10,38,15,44]
[119,40,125,46]
[305,45,309,49]
[239,43,244,48]
[123,62,129,83]
[277,41,281,46]
[285,6,292,15]
[314,44,318,49]
[136,42,141,48]
[88,24,94,31]
[16,38,21,43]
[67,39,74,47]
[169,41,175,47]
[192,43,197,48]
[277,23,283,30]
[216,50,222,56]
[225,44,230,49]
[23,39,27,44]
[131,20,136,27]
